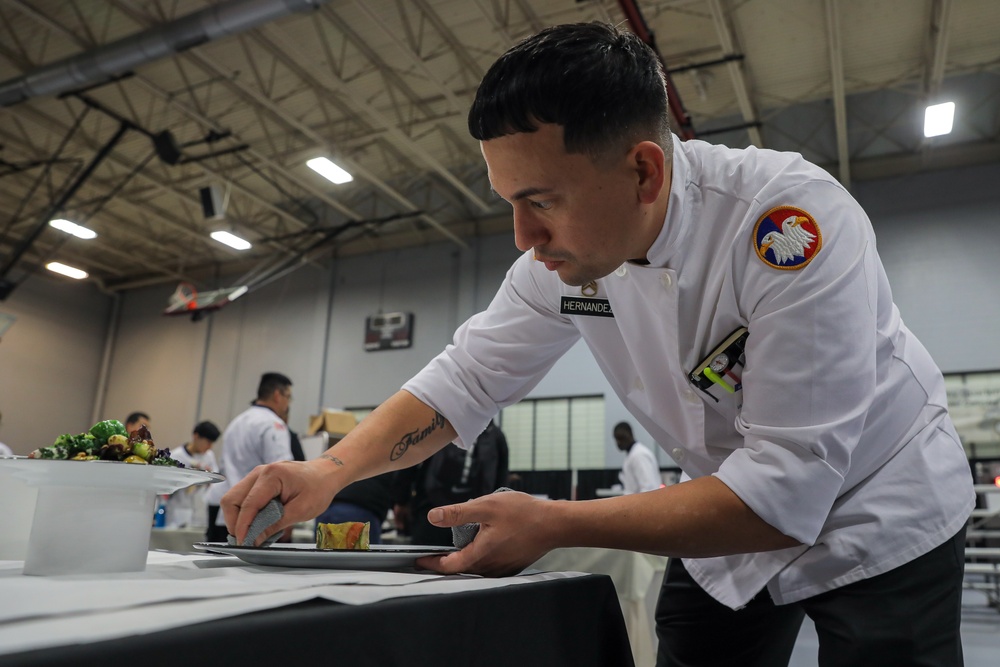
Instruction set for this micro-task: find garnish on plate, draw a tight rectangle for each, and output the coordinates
[28,420,184,467]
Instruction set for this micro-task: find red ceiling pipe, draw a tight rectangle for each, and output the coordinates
[616,0,696,140]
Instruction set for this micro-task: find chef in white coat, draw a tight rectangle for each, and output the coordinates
[614,421,662,495]
[224,23,974,667]
[167,420,221,528]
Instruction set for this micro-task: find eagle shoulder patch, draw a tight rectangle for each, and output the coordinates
[752,205,822,270]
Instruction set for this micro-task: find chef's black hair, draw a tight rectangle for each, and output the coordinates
[193,420,221,442]
[468,22,672,163]
[257,372,292,400]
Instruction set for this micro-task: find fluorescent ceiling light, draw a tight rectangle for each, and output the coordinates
[46,261,88,280]
[49,218,97,239]
[228,285,248,301]
[924,101,955,138]
[210,230,252,250]
[307,157,353,184]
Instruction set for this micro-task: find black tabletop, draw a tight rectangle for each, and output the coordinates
[4,573,635,667]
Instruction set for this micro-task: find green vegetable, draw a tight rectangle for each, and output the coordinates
[89,420,127,446]
[132,440,155,462]
[150,455,179,467]
[28,444,69,459]
[53,433,99,456]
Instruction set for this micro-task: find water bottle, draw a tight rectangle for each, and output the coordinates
[154,495,167,528]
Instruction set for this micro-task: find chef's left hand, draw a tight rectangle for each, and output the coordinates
[415,490,554,576]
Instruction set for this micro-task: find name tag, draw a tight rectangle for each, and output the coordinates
[560,296,614,317]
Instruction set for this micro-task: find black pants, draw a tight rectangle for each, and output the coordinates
[205,504,228,543]
[655,527,966,667]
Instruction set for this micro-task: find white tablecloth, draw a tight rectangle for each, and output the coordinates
[532,548,668,667]
[0,551,585,657]
[147,527,206,553]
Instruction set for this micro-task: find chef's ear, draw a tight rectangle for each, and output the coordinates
[631,140,667,205]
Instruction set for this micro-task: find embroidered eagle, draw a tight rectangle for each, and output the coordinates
[759,215,817,264]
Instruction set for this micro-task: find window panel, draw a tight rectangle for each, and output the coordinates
[500,402,536,470]
[570,396,606,469]
[534,400,569,470]
[500,395,605,471]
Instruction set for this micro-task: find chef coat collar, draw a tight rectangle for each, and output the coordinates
[642,134,695,269]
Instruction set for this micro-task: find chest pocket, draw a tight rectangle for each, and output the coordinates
[689,326,748,424]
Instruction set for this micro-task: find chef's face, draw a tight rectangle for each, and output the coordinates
[482,123,663,286]
[190,434,214,454]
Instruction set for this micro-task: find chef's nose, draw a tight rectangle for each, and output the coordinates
[512,207,547,252]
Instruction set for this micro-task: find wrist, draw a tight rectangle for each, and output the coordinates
[541,498,576,551]
[317,453,345,469]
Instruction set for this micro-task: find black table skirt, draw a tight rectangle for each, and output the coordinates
[4,574,635,667]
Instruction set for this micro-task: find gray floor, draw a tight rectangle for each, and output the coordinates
[788,590,1000,666]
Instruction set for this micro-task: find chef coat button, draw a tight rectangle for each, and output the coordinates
[614,264,628,277]
[661,273,673,288]
[671,448,686,462]
[684,389,700,403]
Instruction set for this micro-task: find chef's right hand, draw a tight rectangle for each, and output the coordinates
[222,459,338,546]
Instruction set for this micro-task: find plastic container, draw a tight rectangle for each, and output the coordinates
[0,458,224,575]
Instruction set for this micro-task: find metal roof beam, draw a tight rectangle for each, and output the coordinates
[254,24,492,215]
[706,0,763,147]
[925,0,954,97]
[179,44,467,248]
[823,0,851,188]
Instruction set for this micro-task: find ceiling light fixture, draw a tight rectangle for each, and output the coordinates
[46,261,88,280]
[210,230,252,250]
[49,218,97,239]
[307,157,353,184]
[923,101,955,138]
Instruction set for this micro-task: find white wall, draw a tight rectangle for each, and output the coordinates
[0,275,112,454]
[3,161,998,465]
[855,162,1000,373]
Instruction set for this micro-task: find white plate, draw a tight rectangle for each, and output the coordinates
[193,542,457,570]
[0,455,224,493]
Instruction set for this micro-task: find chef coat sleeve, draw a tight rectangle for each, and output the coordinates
[713,180,882,546]
[404,251,581,449]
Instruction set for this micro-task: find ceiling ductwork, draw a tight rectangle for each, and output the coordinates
[0,0,330,107]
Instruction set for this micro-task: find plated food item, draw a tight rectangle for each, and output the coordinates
[316,521,371,550]
[26,419,182,466]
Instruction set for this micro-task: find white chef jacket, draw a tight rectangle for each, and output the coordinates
[206,405,292,525]
[621,442,662,494]
[166,445,218,528]
[404,135,975,608]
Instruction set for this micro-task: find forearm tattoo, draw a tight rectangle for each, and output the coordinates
[320,454,344,466]
[390,411,446,461]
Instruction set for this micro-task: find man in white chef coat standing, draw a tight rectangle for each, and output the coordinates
[223,23,974,667]
[208,373,293,542]
[614,421,661,495]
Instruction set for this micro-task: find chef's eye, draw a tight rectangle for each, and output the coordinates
[530,200,553,210]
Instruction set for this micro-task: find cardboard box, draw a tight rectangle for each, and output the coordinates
[307,409,357,437]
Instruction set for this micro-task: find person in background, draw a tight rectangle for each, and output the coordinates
[614,421,661,495]
[391,420,509,546]
[205,373,293,542]
[166,421,221,529]
[223,23,974,667]
[125,411,151,434]
[0,411,12,456]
